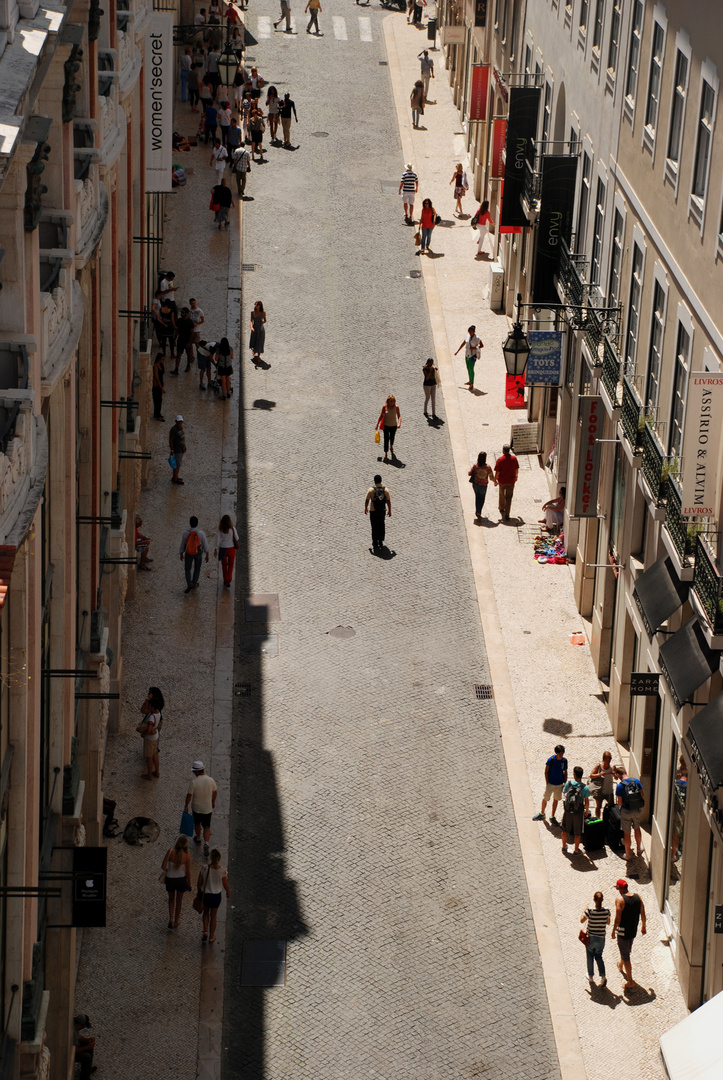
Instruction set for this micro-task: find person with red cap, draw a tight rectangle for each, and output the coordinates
[611,879,646,990]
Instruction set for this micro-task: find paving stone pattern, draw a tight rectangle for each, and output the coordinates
[223,6,560,1079]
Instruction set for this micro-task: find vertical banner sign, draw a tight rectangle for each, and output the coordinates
[525,331,563,385]
[469,64,490,122]
[145,11,174,192]
[680,374,723,516]
[73,847,107,928]
[499,87,540,228]
[532,155,578,305]
[505,373,526,408]
[498,181,522,235]
[474,0,487,27]
[491,117,507,178]
[574,397,603,517]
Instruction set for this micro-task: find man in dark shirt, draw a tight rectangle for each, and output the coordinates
[533,744,568,824]
[212,177,234,229]
[494,443,519,520]
[612,879,646,990]
[279,92,298,147]
[175,307,195,373]
[169,416,186,485]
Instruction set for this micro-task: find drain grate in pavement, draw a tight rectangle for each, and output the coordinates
[241,940,287,987]
[310,131,329,137]
[235,683,253,696]
[379,60,388,65]
[327,625,355,639]
[245,593,280,621]
[474,684,494,701]
[380,179,399,194]
[409,268,422,278]
[242,264,256,272]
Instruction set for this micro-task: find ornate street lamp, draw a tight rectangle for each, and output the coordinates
[502,292,531,376]
[217,43,239,91]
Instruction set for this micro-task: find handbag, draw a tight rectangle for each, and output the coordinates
[180,810,194,838]
[192,865,208,914]
[414,231,422,247]
[435,214,441,225]
[434,367,441,386]
[374,430,381,444]
[471,209,481,227]
[136,718,149,735]
[579,929,589,947]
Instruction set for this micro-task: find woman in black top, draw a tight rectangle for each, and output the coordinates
[216,337,234,400]
[422,358,438,419]
[152,353,165,421]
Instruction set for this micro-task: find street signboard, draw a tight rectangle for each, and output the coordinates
[525,331,563,385]
[630,672,661,697]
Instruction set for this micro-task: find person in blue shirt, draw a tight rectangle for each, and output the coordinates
[533,744,568,824]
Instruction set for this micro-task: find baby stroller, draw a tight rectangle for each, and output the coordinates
[207,370,222,396]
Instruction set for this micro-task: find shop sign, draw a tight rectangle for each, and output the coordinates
[630,672,660,696]
[715,905,723,934]
[499,86,540,228]
[73,846,107,928]
[145,10,174,192]
[680,373,723,517]
[474,0,487,27]
[469,64,490,122]
[525,331,563,385]
[532,155,578,305]
[492,66,508,103]
[491,117,506,178]
[510,422,539,453]
[442,25,466,45]
[573,396,602,517]
[505,373,526,409]
[498,180,522,235]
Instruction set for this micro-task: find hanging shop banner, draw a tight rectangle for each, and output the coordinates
[532,155,578,305]
[505,373,526,409]
[498,181,522,235]
[525,331,563,385]
[442,25,466,45]
[474,0,487,27]
[574,396,603,518]
[469,64,490,122]
[680,373,723,516]
[73,846,107,928]
[145,10,174,192]
[499,86,540,228]
[491,117,506,178]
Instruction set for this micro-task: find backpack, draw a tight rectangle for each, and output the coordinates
[186,530,201,556]
[564,782,585,814]
[372,486,387,510]
[620,777,645,811]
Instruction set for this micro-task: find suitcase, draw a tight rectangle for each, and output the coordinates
[604,804,625,852]
[583,817,605,852]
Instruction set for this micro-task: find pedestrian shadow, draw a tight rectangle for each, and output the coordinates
[252,399,276,410]
[503,515,524,525]
[474,516,499,527]
[622,984,657,1005]
[587,983,624,1009]
[466,386,486,396]
[426,415,445,427]
[283,143,299,151]
[376,455,406,469]
[565,850,598,871]
[426,251,445,259]
[253,359,271,370]
[241,195,255,201]
[436,220,456,228]
[370,546,397,560]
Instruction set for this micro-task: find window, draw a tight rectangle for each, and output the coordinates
[577,151,592,251]
[667,50,689,165]
[542,82,552,144]
[645,23,665,135]
[570,125,579,153]
[580,0,589,31]
[669,323,690,458]
[692,81,715,201]
[607,0,622,74]
[590,178,605,284]
[494,0,501,31]
[625,243,644,371]
[525,44,532,85]
[646,280,666,412]
[501,0,509,42]
[592,0,604,51]
[608,209,624,305]
[625,0,643,103]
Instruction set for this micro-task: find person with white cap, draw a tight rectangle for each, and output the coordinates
[184,761,218,856]
[398,163,418,226]
[169,415,186,484]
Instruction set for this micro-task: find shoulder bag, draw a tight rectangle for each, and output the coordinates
[193,866,208,914]
[578,928,590,947]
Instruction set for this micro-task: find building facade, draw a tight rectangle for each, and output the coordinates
[438,0,723,1012]
[0,0,160,1074]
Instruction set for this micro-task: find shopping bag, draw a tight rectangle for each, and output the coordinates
[180,810,194,837]
[168,455,177,470]
[374,430,381,444]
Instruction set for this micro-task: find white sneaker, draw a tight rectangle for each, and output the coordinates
[588,976,596,986]
[600,976,607,987]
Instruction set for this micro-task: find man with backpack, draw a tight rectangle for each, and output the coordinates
[179,516,210,593]
[616,772,645,859]
[533,744,568,825]
[232,142,251,198]
[560,766,590,855]
[364,474,391,554]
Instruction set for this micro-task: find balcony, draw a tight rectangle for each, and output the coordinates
[621,375,643,452]
[601,334,622,408]
[74,166,108,265]
[692,536,723,636]
[117,29,143,97]
[0,341,47,545]
[0,345,29,452]
[40,269,84,389]
[641,422,667,507]
[522,158,541,216]
[663,475,698,574]
[557,239,589,318]
[583,305,603,366]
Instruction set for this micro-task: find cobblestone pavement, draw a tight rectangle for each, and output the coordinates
[223,5,559,1080]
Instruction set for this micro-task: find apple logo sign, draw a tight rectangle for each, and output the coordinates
[86,879,95,888]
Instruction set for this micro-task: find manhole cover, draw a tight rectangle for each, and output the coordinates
[123,817,160,846]
[379,60,388,65]
[311,131,329,137]
[327,626,355,639]
[409,269,422,278]
[380,179,398,194]
[474,684,494,700]
[242,264,256,271]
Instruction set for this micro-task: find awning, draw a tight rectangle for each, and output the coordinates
[658,617,719,711]
[633,555,688,636]
[686,691,723,796]
[660,987,723,1079]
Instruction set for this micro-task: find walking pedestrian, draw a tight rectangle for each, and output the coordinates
[209,137,227,177]
[612,879,646,990]
[589,750,624,818]
[215,513,239,587]
[412,0,426,24]
[580,891,610,987]
[248,66,265,99]
[454,325,483,389]
[266,86,281,141]
[249,301,266,364]
[249,107,265,161]
[196,339,215,389]
[561,766,590,855]
[305,0,322,34]
[416,197,437,254]
[468,451,496,519]
[240,91,253,143]
[364,474,391,554]
[156,300,177,363]
[398,163,418,225]
[211,176,234,229]
[422,357,438,418]
[205,45,221,97]
[73,1015,96,1080]
[494,443,519,520]
[180,48,193,103]
[135,516,152,569]
[189,297,205,359]
[279,92,298,147]
[226,115,242,155]
[179,516,210,593]
[274,0,292,30]
[232,142,251,197]
[204,100,218,143]
[175,307,195,373]
[169,415,186,485]
[472,199,494,257]
[216,337,234,398]
[199,77,213,118]
[185,761,218,856]
[152,352,165,420]
[410,80,425,127]
[418,49,434,99]
[533,744,568,824]
[450,163,469,215]
[218,99,232,145]
[376,394,401,462]
[161,836,192,929]
[198,849,230,942]
[188,63,201,111]
[138,701,160,780]
[616,772,645,860]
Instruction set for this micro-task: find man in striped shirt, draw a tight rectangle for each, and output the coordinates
[398,164,418,225]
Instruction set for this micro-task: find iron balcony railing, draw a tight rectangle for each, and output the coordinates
[693,535,723,635]
[602,334,622,406]
[621,375,643,451]
[642,422,667,506]
[584,306,603,364]
[664,475,697,567]
[557,238,589,311]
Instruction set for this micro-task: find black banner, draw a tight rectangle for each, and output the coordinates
[474,0,487,27]
[630,672,661,697]
[532,155,578,304]
[73,846,107,928]
[499,87,540,228]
